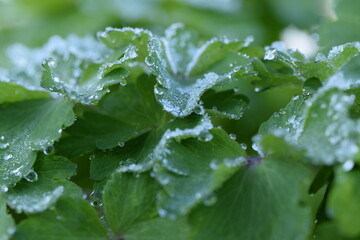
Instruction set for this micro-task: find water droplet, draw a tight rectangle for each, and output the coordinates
[24,169,38,182]
[118,141,125,147]
[56,215,63,220]
[342,160,354,172]
[47,58,56,67]
[198,131,213,142]
[158,208,167,217]
[145,56,155,66]
[120,79,127,86]
[0,185,8,192]
[254,87,260,92]
[209,161,218,170]
[89,191,103,207]
[314,219,318,224]
[264,49,276,60]
[0,142,9,149]
[193,105,205,115]
[240,143,247,150]
[203,194,217,206]
[6,227,15,237]
[229,133,237,141]
[4,154,13,160]
[0,136,4,140]
[53,74,60,83]
[154,85,164,95]
[43,146,53,155]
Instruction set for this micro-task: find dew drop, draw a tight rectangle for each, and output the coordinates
[43,146,53,155]
[0,185,8,192]
[264,49,276,60]
[229,133,237,141]
[240,143,247,150]
[0,142,9,149]
[342,160,354,172]
[24,169,38,182]
[154,85,164,95]
[209,161,218,170]
[198,131,213,142]
[203,194,217,206]
[145,56,155,66]
[47,58,56,67]
[120,79,127,86]
[4,154,13,160]
[118,141,125,147]
[158,208,167,217]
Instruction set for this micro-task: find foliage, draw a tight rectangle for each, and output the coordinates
[1,0,360,240]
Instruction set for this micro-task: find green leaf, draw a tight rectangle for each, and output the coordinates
[55,74,168,158]
[154,128,247,218]
[90,115,213,183]
[257,80,360,165]
[201,89,249,119]
[0,98,74,186]
[41,45,135,105]
[328,168,360,237]
[122,217,190,240]
[308,166,333,194]
[103,172,160,233]
[102,171,190,240]
[253,42,360,90]
[99,27,152,61]
[98,74,169,130]
[7,155,82,214]
[3,35,109,92]
[0,193,15,240]
[90,131,161,183]
[190,158,311,240]
[147,23,251,117]
[0,82,49,104]
[13,197,107,240]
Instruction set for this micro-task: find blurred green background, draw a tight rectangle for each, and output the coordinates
[0,0,359,149]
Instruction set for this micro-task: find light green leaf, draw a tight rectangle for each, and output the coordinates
[13,197,107,240]
[257,80,360,165]
[190,158,311,240]
[3,35,109,92]
[0,193,15,240]
[7,155,82,214]
[41,45,135,105]
[0,98,74,186]
[328,168,360,237]
[0,82,49,104]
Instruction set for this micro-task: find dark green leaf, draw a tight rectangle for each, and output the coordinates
[13,197,107,240]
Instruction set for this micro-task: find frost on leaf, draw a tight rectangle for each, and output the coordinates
[257,74,360,165]
[41,38,136,105]
[1,35,109,92]
[252,41,360,91]
[147,23,252,117]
